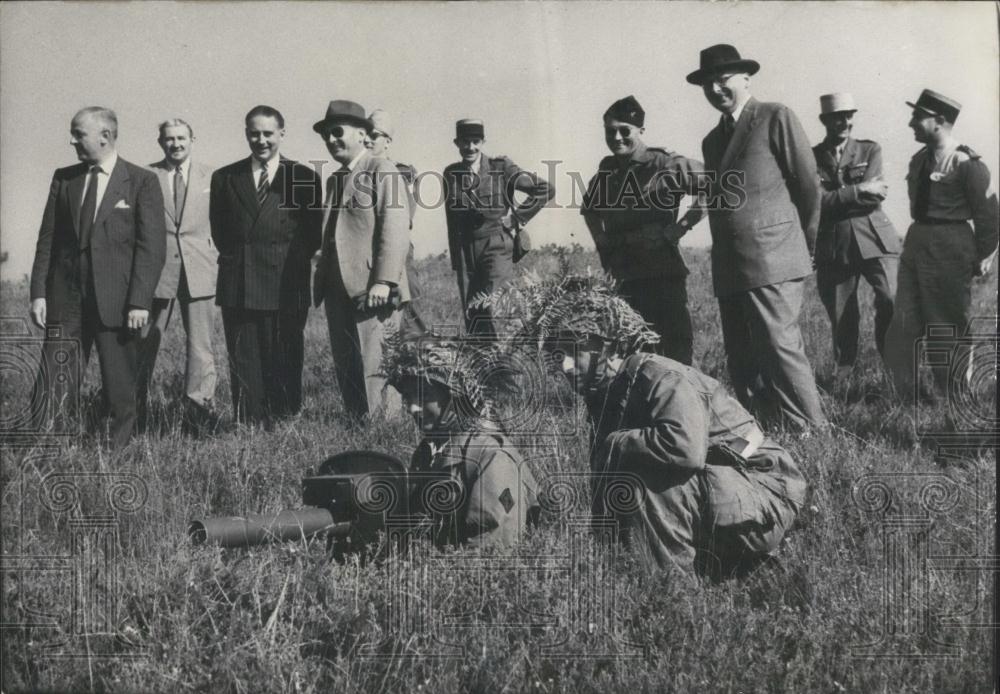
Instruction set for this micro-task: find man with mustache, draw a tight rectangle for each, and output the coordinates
[210,105,322,427]
[581,95,706,365]
[687,44,826,431]
[444,119,555,337]
[812,94,900,382]
[137,118,220,430]
[884,90,998,402]
[312,100,411,418]
[29,107,166,448]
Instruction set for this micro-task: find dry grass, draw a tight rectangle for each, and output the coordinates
[1,247,996,693]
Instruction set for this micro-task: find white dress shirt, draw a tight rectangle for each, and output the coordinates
[170,158,191,197]
[251,155,281,185]
[80,151,119,220]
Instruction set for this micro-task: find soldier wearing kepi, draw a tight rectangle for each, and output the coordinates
[380,333,539,549]
[366,108,426,338]
[582,95,706,365]
[495,275,806,576]
[812,93,900,380]
[884,89,999,399]
[444,119,555,337]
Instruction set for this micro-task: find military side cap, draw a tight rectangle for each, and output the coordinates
[368,109,394,139]
[603,95,645,127]
[314,99,371,134]
[907,89,961,123]
[456,119,485,139]
[686,44,760,85]
[820,92,857,115]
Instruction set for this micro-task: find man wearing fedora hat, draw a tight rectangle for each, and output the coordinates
[581,95,707,365]
[812,93,901,381]
[687,44,826,431]
[210,105,322,427]
[366,108,426,339]
[312,99,411,418]
[884,89,998,400]
[444,119,555,337]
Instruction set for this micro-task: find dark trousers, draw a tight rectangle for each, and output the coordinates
[221,307,306,424]
[620,277,694,365]
[816,243,898,367]
[718,279,827,430]
[38,266,139,449]
[460,231,514,337]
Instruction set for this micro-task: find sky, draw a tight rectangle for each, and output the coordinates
[1,1,997,283]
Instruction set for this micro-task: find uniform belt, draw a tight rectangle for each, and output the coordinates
[916,217,964,226]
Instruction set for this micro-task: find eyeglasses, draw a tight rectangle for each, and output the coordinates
[706,73,742,86]
[370,130,390,141]
[604,125,636,138]
[325,125,347,139]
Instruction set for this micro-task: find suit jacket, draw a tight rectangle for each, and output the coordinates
[150,159,219,298]
[443,153,554,271]
[813,138,900,266]
[313,151,411,306]
[210,157,322,312]
[30,157,166,327]
[701,97,821,297]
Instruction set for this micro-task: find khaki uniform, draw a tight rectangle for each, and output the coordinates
[409,428,539,549]
[884,140,999,395]
[581,144,705,365]
[585,353,807,575]
[444,154,553,336]
[813,138,900,365]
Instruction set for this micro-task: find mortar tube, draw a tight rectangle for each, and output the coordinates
[188,508,350,547]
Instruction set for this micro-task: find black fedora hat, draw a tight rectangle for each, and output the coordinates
[906,89,961,124]
[313,100,371,134]
[686,44,760,85]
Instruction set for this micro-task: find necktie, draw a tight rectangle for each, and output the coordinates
[257,164,269,205]
[173,166,187,224]
[913,153,933,221]
[722,115,736,149]
[78,165,99,250]
[324,166,351,241]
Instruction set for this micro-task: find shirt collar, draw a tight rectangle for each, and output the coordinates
[251,155,281,177]
[466,152,483,171]
[345,148,368,172]
[92,150,118,174]
[729,93,752,124]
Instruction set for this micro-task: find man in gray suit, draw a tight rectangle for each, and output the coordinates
[137,119,219,427]
[688,44,827,430]
[312,100,411,418]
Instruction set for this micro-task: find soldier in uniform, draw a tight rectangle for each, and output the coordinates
[812,93,901,379]
[884,89,999,399]
[366,109,426,338]
[380,333,539,549]
[492,274,806,576]
[581,95,706,365]
[444,119,555,337]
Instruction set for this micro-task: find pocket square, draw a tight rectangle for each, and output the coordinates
[114,199,130,209]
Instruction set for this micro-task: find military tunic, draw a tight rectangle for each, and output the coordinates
[813,137,901,366]
[444,153,554,336]
[409,428,540,549]
[884,139,999,395]
[584,353,807,575]
[581,145,706,365]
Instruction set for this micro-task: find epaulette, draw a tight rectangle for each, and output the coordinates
[395,162,416,183]
[956,145,981,160]
[854,138,876,144]
[647,146,678,158]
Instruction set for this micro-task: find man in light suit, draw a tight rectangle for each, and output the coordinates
[29,107,166,449]
[137,118,219,427]
[687,45,827,430]
[312,100,411,418]
[211,105,322,426]
[812,94,900,379]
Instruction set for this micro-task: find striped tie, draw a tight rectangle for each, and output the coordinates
[257,164,269,205]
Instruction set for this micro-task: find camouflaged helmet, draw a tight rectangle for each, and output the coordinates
[478,271,661,357]
[380,332,491,413]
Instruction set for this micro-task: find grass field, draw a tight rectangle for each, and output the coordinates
[1,246,996,693]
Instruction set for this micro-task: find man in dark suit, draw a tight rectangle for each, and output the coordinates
[29,106,166,449]
[812,93,900,379]
[137,118,219,427]
[312,100,411,418]
[210,105,322,426]
[687,44,827,430]
[444,119,554,337]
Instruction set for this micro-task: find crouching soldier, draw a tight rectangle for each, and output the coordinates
[515,276,807,577]
[381,333,540,549]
